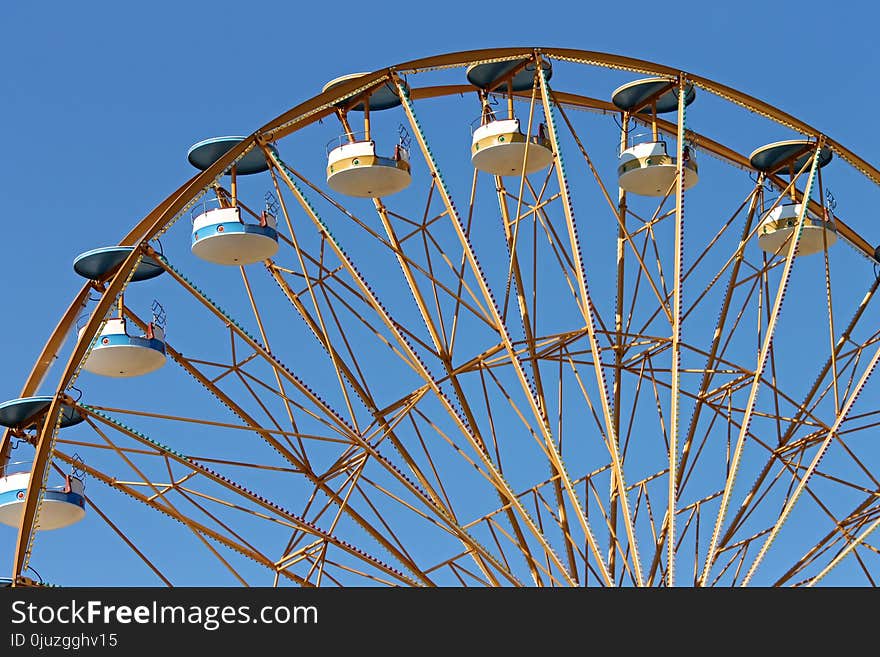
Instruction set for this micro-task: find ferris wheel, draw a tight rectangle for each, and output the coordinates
[2,47,880,587]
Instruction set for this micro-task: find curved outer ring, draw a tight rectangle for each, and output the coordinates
[4,45,879,583]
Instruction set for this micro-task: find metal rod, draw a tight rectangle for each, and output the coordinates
[536,56,641,585]
[667,73,687,587]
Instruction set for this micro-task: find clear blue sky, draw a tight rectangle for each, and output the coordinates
[1,1,878,586]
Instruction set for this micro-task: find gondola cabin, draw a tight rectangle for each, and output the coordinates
[323,73,412,198]
[467,59,554,177]
[617,139,698,196]
[471,118,553,176]
[750,140,836,257]
[187,136,281,264]
[80,317,166,378]
[191,205,279,265]
[0,471,85,531]
[756,202,837,256]
[612,77,698,196]
[326,138,411,197]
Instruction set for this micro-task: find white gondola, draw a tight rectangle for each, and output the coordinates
[80,317,166,378]
[0,471,85,531]
[326,138,411,198]
[471,118,553,176]
[757,202,837,256]
[466,59,554,177]
[191,206,279,265]
[611,77,698,196]
[321,72,411,199]
[618,138,698,196]
[749,140,836,257]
